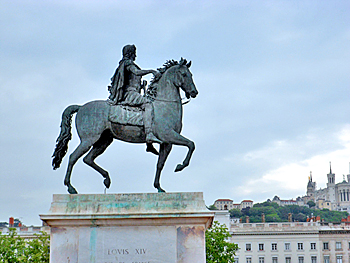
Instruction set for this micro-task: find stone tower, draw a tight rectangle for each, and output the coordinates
[326,162,336,209]
[307,171,316,201]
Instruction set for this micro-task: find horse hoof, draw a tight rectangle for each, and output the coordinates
[175,164,183,172]
[67,185,78,194]
[157,188,166,193]
[104,178,111,188]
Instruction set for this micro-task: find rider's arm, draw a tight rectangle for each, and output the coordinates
[128,64,157,77]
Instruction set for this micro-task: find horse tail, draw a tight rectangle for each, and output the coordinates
[52,105,81,170]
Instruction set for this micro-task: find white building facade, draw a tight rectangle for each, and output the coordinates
[231,222,350,263]
[214,199,253,211]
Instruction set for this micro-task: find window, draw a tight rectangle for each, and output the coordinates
[324,255,330,263]
[259,243,264,251]
[311,243,316,250]
[323,242,329,250]
[285,257,291,263]
[298,243,304,250]
[272,243,277,251]
[246,257,252,263]
[246,243,251,251]
[285,243,290,251]
[298,256,304,263]
[272,257,278,263]
[311,256,317,263]
[259,257,264,263]
[336,242,342,250]
[336,255,342,263]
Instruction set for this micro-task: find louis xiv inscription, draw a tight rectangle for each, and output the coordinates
[107,248,147,255]
[105,248,150,263]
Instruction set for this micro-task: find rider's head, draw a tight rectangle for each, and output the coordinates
[122,44,136,61]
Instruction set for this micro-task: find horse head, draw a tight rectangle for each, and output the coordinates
[154,58,198,100]
[175,58,198,99]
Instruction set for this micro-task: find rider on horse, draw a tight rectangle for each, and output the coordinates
[108,44,162,154]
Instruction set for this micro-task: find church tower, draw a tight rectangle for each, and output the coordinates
[307,171,316,201]
[327,162,335,186]
[326,162,336,209]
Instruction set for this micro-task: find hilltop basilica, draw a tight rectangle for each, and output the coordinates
[304,163,350,212]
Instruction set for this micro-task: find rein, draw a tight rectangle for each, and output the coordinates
[147,95,191,105]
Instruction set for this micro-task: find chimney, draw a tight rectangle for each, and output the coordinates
[246,216,250,223]
[9,217,14,227]
[262,213,265,223]
[288,213,292,222]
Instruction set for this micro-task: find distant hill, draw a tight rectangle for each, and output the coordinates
[229,201,349,223]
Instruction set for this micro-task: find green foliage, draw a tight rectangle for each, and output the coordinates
[206,221,238,263]
[265,213,281,222]
[307,200,316,208]
[254,201,279,209]
[0,229,26,263]
[229,209,242,218]
[230,202,349,223]
[208,205,218,210]
[0,229,50,263]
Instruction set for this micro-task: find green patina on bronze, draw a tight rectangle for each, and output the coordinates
[52,45,198,194]
[48,193,206,218]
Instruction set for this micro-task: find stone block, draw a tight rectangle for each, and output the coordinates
[40,192,213,263]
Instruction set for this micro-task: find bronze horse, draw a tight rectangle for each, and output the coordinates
[52,59,198,194]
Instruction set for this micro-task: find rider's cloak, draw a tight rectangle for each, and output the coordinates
[108,59,133,103]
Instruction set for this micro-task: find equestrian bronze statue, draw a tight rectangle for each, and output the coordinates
[52,45,198,194]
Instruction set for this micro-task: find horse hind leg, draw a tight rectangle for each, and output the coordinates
[64,139,95,194]
[83,130,113,189]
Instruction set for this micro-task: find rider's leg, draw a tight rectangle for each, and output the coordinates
[143,102,162,144]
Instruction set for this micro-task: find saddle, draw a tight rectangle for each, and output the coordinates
[108,104,144,127]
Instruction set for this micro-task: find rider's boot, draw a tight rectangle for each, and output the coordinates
[146,143,159,155]
[143,103,163,145]
[145,128,162,144]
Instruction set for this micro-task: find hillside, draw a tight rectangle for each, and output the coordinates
[229,201,349,223]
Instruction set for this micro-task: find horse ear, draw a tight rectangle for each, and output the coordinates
[186,61,192,68]
[180,57,187,65]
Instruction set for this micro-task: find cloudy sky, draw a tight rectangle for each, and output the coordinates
[1,1,349,226]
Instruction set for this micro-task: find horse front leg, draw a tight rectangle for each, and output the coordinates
[167,131,195,172]
[154,143,172,192]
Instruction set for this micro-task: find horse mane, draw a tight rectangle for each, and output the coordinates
[147,58,189,99]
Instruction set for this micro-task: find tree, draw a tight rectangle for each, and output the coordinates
[229,209,242,218]
[0,228,26,262]
[206,221,238,263]
[24,232,50,263]
[0,228,50,263]
[241,207,250,216]
[307,201,316,208]
[208,205,218,210]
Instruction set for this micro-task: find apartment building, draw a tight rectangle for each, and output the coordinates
[230,221,350,263]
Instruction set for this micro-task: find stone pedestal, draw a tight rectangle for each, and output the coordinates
[40,192,214,263]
